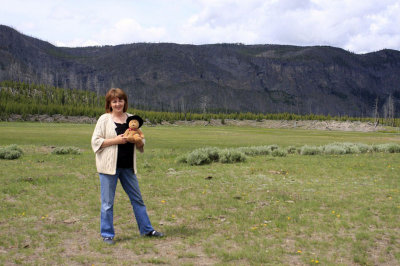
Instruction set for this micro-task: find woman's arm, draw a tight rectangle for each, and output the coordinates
[101,135,127,148]
[91,114,127,152]
[91,117,106,153]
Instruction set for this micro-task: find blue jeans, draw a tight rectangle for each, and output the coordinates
[99,168,154,238]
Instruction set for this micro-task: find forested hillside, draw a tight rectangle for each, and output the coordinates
[0,80,104,117]
[1,81,398,126]
[1,25,400,118]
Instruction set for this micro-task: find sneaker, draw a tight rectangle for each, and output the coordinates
[102,237,115,245]
[145,230,164,237]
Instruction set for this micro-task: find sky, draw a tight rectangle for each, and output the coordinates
[1,0,400,54]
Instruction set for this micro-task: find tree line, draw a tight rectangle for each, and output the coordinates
[0,81,398,127]
[0,80,105,118]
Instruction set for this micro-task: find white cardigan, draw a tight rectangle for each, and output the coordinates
[91,113,141,175]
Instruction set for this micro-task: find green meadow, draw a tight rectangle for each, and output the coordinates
[0,122,399,265]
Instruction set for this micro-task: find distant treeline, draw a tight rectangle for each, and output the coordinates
[1,81,399,126]
[0,80,105,117]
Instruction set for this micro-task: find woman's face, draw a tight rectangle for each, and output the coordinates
[110,97,125,113]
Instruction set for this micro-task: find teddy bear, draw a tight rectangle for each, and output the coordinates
[123,115,145,152]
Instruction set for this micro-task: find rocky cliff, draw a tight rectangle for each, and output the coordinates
[1,24,399,116]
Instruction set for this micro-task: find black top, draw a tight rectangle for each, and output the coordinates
[114,122,134,169]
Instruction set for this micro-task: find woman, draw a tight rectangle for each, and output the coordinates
[91,88,163,245]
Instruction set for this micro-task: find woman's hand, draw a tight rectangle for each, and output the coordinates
[114,134,128,144]
[101,134,127,148]
[125,136,136,143]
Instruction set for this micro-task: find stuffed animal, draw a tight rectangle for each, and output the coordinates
[123,115,145,152]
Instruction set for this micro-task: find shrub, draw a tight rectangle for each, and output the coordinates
[5,150,21,159]
[202,147,220,161]
[237,145,273,156]
[386,143,400,153]
[236,146,256,156]
[267,144,279,151]
[286,146,298,154]
[186,149,211,165]
[175,154,187,164]
[372,143,397,152]
[372,144,390,153]
[271,149,287,157]
[180,142,400,166]
[7,144,23,154]
[219,149,247,163]
[2,149,21,160]
[314,142,373,155]
[52,146,81,155]
[323,143,347,155]
[375,143,400,153]
[0,144,23,160]
[300,145,322,155]
[342,142,361,154]
[183,147,247,165]
[355,143,372,153]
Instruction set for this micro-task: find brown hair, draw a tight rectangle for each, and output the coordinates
[105,88,128,113]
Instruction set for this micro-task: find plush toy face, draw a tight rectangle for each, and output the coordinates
[129,119,140,130]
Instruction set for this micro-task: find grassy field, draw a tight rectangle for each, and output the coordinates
[0,122,399,265]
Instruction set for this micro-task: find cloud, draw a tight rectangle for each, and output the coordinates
[55,39,100,47]
[97,18,167,44]
[180,0,400,53]
[1,0,399,52]
[54,17,168,47]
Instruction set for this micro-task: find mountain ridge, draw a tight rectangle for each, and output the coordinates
[1,24,399,116]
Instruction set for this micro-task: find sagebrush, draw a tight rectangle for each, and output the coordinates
[51,146,81,155]
[179,142,400,165]
[0,144,23,160]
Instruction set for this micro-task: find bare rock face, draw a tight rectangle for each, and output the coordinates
[1,25,400,117]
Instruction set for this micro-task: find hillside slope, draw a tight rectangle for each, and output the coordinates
[1,25,399,116]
